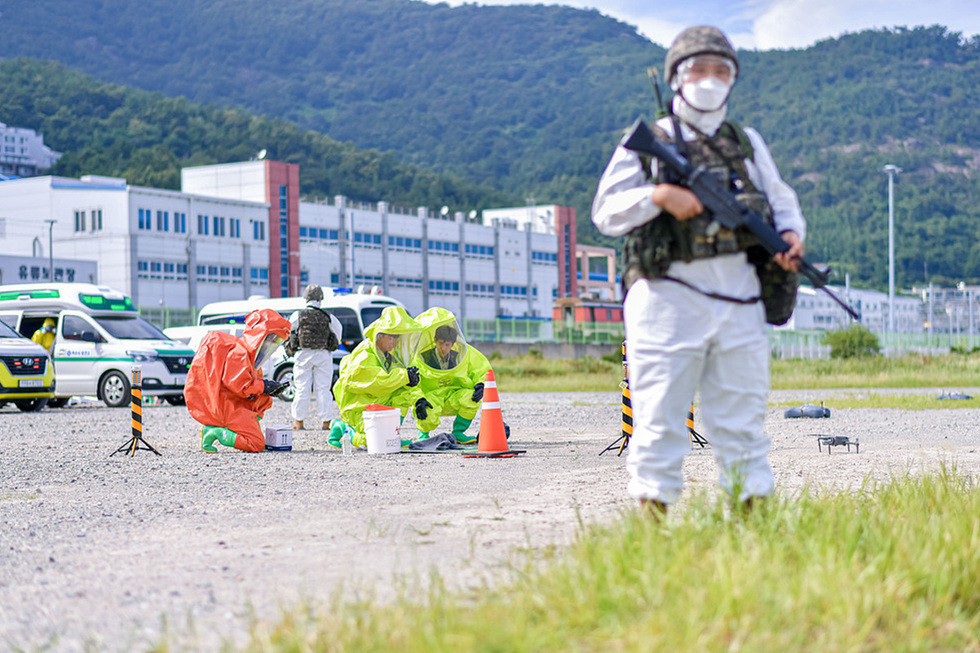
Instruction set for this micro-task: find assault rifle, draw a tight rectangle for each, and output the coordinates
[623,118,861,321]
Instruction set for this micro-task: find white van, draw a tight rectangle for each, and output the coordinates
[0,283,195,408]
[182,288,405,400]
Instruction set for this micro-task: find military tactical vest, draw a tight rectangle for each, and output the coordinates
[296,307,339,351]
[623,118,799,325]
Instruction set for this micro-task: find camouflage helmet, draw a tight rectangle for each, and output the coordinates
[303,284,324,302]
[664,26,739,84]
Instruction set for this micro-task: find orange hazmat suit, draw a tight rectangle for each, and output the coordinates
[185,308,291,452]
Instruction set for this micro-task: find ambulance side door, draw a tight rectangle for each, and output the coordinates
[53,313,103,395]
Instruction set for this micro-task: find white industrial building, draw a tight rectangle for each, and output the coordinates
[0,159,578,321]
[0,122,61,178]
[782,285,924,333]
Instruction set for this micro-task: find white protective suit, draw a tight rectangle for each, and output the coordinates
[592,95,807,504]
[289,301,343,424]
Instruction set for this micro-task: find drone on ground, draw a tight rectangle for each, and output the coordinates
[814,434,859,454]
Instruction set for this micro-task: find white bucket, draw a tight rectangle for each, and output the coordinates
[362,407,401,454]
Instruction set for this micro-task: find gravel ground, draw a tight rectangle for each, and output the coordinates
[2,387,980,652]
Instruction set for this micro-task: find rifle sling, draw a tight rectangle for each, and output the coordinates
[660,274,761,305]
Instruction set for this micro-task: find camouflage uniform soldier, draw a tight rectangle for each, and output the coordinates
[592,26,806,514]
[287,284,342,431]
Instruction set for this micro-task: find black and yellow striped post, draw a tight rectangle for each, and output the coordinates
[600,341,632,456]
[687,403,708,448]
[111,365,162,457]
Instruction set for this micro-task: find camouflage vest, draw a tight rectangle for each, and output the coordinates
[296,306,338,351]
[623,119,799,325]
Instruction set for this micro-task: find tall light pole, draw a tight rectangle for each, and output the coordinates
[882,165,901,333]
[45,219,56,282]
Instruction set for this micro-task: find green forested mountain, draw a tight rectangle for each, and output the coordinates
[0,59,516,211]
[2,1,980,289]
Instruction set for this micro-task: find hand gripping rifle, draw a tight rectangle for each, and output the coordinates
[622,118,861,321]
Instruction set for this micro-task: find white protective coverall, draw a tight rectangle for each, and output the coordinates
[592,95,806,504]
[289,301,343,424]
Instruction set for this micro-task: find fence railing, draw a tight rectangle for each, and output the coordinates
[141,306,973,357]
[140,306,197,330]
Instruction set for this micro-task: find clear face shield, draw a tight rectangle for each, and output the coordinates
[253,333,284,369]
[674,55,736,112]
[374,331,420,369]
[418,320,467,371]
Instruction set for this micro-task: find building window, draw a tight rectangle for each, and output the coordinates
[213,216,226,237]
[138,208,151,231]
[90,209,103,231]
[137,260,149,279]
[174,212,187,233]
[198,214,209,235]
[253,221,265,241]
[156,210,169,231]
[230,218,240,238]
[74,210,86,232]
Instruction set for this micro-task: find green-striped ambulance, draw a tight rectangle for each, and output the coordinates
[0,283,194,408]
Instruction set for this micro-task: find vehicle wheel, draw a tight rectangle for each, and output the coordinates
[99,371,131,408]
[14,398,48,412]
[164,395,186,406]
[274,365,295,402]
[47,397,70,409]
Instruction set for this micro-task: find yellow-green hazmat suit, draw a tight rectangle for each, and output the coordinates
[414,307,491,442]
[332,306,426,445]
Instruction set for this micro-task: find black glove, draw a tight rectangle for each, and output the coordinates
[406,366,420,387]
[414,397,432,421]
[471,382,484,403]
[263,379,287,397]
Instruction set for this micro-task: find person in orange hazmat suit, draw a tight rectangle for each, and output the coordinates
[185,308,291,452]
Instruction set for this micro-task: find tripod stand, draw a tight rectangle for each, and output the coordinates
[110,366,161,457]
[600,342,632,456]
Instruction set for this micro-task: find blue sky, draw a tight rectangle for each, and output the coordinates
[425,0,980,49]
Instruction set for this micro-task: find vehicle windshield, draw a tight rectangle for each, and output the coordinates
[0,320,22,339]
[93,316,169,340]
[331,308,362,344]
[200,313,247,325]
[360,306,390,332]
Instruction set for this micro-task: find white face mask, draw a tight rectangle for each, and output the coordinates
[680,77,732,113]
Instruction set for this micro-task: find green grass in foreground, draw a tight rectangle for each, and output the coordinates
[237,468,980,652]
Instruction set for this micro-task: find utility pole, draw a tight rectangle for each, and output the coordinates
[882,165,901,334]
[45,219,56,281]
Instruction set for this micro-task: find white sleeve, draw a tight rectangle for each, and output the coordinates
[591,144,662,238]
[744,128,807,242]
[288,310,300,327]
[329,314,342,340]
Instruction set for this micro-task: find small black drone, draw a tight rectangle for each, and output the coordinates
[814,435,859,454]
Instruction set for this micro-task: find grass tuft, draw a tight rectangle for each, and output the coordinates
[240,467,980,652]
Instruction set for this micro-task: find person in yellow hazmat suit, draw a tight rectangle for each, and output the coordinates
[329,306,432,449]
[413,307,491,445]
[31,318,57,352]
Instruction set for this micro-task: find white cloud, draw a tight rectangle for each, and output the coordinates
[423,0,980,50]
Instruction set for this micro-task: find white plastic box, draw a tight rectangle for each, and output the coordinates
[264,424,293,451]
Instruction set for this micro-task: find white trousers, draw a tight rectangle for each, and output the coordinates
[290,349,340,423]
[623,276,774,504]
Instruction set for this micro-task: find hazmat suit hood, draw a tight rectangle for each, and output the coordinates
[363,306,421,368]
[242,308,291,368]
[416,307,467,371]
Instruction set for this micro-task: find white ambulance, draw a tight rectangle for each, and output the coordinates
[170,287,405,401]
[0,283,195,408]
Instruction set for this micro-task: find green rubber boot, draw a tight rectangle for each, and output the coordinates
[327,421,346,449]
[200,426,218,453]
[452,415,476,445]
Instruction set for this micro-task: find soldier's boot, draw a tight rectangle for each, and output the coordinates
[640,498,668,521]
[452,415,476,445]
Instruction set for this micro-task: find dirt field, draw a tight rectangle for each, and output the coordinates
[1,388,978,651]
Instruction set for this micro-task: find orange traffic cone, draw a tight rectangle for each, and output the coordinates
[462,369,525,459]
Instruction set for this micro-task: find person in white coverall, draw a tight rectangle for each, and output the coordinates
[287,284,342,431]
[592,25,806,513]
